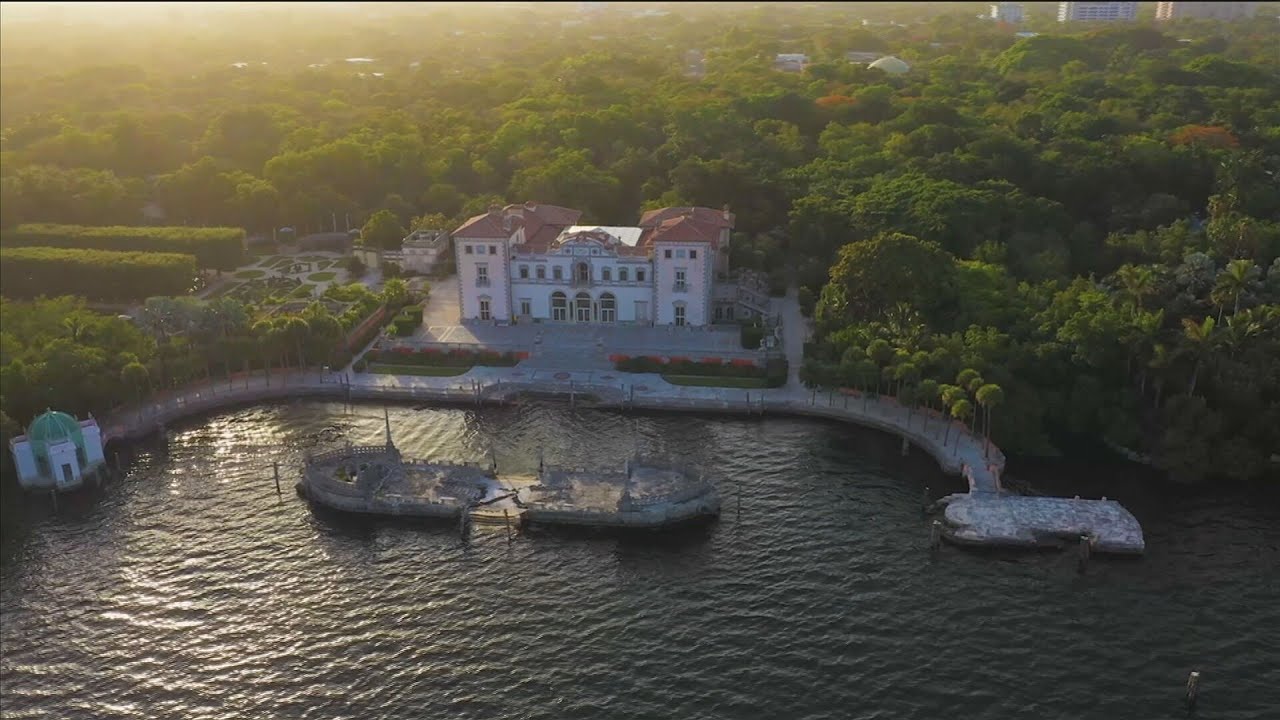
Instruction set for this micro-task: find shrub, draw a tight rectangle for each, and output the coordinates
[353,358,368,373]
[0,246,197,300]
[2,223,244,269]
[798,286,816,317]
[741,323,765,350]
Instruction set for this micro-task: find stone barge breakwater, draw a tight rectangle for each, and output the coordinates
[298,439,721,530]
[97,367,1144,555]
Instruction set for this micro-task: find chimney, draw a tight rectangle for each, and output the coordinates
[722,204,731,222]
[524,200,538,211]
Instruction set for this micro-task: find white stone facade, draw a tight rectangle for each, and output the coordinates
[453,204,736,327]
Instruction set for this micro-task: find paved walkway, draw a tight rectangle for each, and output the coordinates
[97,360,1143,555]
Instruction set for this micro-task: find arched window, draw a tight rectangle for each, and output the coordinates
[551,291,568,321]
[599,293,616,323]
[575,291,591,322]
[618,267,628,282]
[602,267,612,282]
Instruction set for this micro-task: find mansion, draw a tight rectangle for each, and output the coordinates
[453,203,768,327]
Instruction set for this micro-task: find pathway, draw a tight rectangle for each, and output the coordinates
[96,362,1143,555]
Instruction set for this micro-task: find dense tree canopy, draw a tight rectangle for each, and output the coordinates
[1,2,1277,483]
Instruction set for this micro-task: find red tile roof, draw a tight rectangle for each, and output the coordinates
[453,203,582,248]
[453,203,732,253]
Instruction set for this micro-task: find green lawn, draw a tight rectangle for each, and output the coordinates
[234,269,267,279]
[307,271,337,281]
[316,260,333,270]
[368,363,471,376]
[662,374,769,388]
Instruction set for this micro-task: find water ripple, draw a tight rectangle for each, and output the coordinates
[2,400,1278,720]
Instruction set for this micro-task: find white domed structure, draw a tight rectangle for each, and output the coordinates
[8,409,105,491]
[868,56,911,74]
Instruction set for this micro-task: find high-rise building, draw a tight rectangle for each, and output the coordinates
[1155,2,1257,20]
[1057,2,1138,22]
[990,2,1026,23]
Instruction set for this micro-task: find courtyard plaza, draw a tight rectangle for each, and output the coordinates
[409,275,777,371]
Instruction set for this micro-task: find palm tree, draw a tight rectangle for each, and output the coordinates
[1114,263,1156,317]
[950,399,974,444]
[1148,342,1173,409]
[894,362,920,400]
[975,384,1005,458]
[857,359,879,411]
[1211,259,1259,323]
[939,384,965,445]
[917,378,939,434]
[283,316,311,369]
[1222,307,1263,359]
[1180,316,1217,397]
[120,362,150,419]
[252,320,277,384]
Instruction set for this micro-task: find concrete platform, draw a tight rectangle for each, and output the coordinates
[943,494,1145,555]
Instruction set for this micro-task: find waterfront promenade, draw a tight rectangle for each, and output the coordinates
[96,361,1145,555]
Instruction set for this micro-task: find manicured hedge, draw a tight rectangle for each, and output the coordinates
[0,246,197,300]
[614,355,788,387]
[391,308,420,336]
[364,347,524,368]
[3,223,245,269]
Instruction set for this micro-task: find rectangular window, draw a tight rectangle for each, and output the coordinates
[690,250,697,260]
[675,268,686,283]
[637,269,646,282]
[520,298,532,316]
[489,245,497,255]
[465,245,473,254]
[536,265,546,280]
[674,268,687,293]
[664,249,672,259]
[478,245,487,255]
[602,267,612,282]
[619,268,628,282]
[676,249,686,259]
[519,265,529,279]
[479,298,491,321]
[477,264,489,286]
[674,304,686,327]
[553,266,563,280]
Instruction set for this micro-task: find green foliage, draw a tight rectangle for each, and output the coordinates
[2,223,244,269]
[0,246,197,300]
[360,209,406,251]
[816,233,958,332]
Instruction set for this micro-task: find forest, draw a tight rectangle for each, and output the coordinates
[1,2,1278,482]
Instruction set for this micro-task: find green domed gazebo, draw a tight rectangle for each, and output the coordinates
[27,410,86,465]
[8,408,105,491]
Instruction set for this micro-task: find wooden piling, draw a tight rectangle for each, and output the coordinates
[1185,671,1200,709]
[273,461,282,497]
[1077,534,1091,573]
[900,436,910,456]
[922,485,930,516]
[50,489,58,512]
[930,520,941,551]
[503,509,513,543]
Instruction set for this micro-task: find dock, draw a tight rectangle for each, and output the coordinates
[941,494,1145,554]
